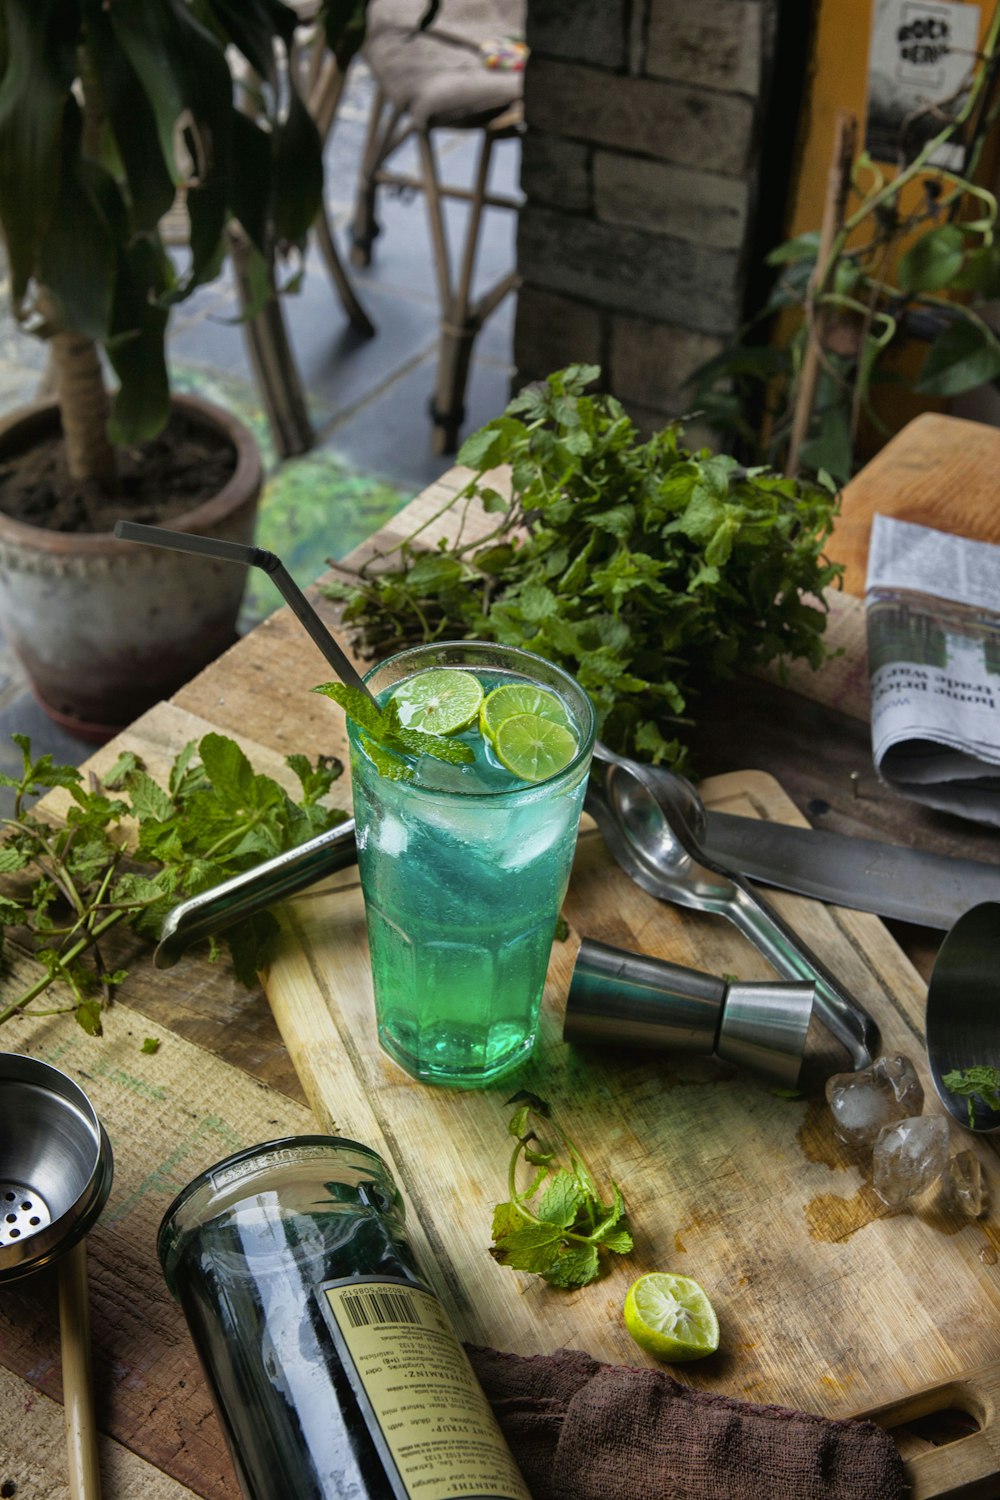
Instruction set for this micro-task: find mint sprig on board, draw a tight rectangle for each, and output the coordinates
[490,1091,633,1289]
[312,682,474,780]
[941,1066,1000,1127]
[0,732,347,1032]
[322,365,842,770]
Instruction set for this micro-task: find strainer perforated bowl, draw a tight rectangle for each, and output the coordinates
[0,1053,113,1282]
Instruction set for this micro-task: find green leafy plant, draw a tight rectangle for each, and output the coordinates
[691,3,1000,482]
[0,1,370,486]
[312,682,473,780]
[490,1091,633,1289]
[0,731,346,1032]
[941,1065,1000,1127]
[323,365,842,769]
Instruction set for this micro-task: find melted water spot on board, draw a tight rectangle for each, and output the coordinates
[805,1182,896,1242]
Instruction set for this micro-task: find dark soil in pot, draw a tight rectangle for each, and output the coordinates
[0,408,238,532]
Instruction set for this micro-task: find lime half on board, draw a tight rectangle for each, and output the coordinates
[623,1273,720,1363]
[494,712,579,782]
[390,668,484,735]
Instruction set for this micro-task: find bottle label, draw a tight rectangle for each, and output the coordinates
[319,1276,532,1500]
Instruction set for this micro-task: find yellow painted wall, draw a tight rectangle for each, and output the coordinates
[786,0,996,242]
[780,0,998,454]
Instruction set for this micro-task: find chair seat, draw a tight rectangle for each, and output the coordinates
[366,0,525,128]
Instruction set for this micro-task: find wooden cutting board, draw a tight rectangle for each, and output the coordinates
[261,766,1000,1482]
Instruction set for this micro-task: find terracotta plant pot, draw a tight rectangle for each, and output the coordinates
[0,394,263,741]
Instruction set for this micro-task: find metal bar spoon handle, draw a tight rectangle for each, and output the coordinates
[155,819,358,968]
[589,744,880,1069]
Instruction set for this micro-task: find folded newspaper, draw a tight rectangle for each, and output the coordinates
[866,514,1000,826]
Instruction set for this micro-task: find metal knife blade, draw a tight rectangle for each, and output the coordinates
[700,810,1000,930]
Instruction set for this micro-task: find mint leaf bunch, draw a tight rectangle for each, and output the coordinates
[941,1066,1000,1127]
[490,1091,633,1289]
[324,365,842,770]
[312,682,474,780]
[0,732,347,1032]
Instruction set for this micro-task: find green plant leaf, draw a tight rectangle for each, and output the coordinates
[541,1243,600,1289]
[537,1170,585,1229]
[36,98,116,339]
[106,234,171,441]
[765,230,820,266]
[917,317,1000,396]
[230,110,273,256]
[897,224,967,293]
[82,0,176,232]
[0,1,77,308]
[272,85,324,246]
[201,0,298,84]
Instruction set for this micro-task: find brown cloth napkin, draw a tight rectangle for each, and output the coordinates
[467,1345,907,1500]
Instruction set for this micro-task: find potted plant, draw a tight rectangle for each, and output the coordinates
[0,0,368,739]
[690,1,1000,484]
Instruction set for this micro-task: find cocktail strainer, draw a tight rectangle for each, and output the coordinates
[0,1052,114,1499]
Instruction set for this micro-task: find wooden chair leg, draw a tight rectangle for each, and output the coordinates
[314,202,376,338]
[423,126,498,453]
[350,89,398,268]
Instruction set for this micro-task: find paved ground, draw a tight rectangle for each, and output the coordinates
[0,62,521,796]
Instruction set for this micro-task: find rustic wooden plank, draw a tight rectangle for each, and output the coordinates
[0,1003,315,1500]
[0,1366,201,1500]
[3,697,356,1102]
[261,767,1000,1430]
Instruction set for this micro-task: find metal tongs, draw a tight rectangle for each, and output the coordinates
[585,745,880,1069]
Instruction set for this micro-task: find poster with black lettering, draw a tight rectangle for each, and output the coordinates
[865,514,1000,825]
[865,0,981,167]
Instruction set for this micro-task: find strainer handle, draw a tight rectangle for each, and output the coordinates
[58,1238,103,1499]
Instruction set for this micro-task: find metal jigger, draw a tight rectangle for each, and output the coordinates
[0,1054,114,1499]
[564,938,815,1087]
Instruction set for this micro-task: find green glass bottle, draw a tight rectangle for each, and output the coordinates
[158,1135,531,1500]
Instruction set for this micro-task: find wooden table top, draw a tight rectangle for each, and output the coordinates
[2,412,999,1499]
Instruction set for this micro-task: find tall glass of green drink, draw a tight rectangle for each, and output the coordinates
[345,641,596,1088]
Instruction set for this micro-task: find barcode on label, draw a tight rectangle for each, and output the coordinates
[340,1287,424,1328]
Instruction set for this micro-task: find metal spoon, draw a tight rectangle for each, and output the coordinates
[925,902,1000,1133]
[586,744,880,1069]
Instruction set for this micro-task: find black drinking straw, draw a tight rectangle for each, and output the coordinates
[113,520,377,705]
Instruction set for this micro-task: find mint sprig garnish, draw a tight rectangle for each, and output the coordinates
[313,682,474,779]
[489,1091,633,1289]
[941,1066,1000,1127]
[0,731,347,1032]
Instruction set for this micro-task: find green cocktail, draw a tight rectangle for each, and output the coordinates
[346,642,596,1088]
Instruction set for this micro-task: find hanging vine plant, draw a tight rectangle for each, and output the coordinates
[691,1,1000,483]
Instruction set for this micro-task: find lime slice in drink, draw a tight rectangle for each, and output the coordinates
[494,712,579,782]
[479,682,573,743]
[390,668,484,735]
[623,1273,720,1363]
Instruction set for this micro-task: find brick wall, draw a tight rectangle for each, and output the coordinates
[515,0,780,434]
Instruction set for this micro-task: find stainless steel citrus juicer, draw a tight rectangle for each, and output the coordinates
[0,1053,114,1499]
[585,743,881,1069]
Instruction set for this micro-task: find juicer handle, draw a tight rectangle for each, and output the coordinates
[154,820,358,968]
